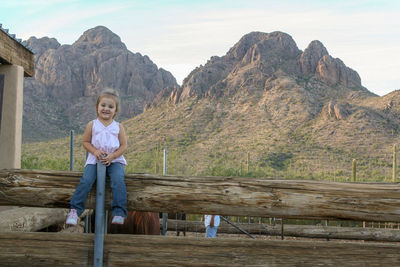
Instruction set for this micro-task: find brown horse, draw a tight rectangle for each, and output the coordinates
[109,211,160,235]
[90,211,160,235]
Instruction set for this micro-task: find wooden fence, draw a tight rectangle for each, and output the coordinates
[1,169,400,266]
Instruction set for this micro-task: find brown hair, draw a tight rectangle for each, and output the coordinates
[95,88,121,118]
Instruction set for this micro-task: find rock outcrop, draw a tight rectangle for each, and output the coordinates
[300,40,361,88]
[23,26,177,141]
[328,101,351,120]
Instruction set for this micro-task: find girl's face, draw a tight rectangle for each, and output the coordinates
[97,96,117,121]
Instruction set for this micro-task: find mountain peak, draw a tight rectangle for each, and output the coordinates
[172,31,366,104]
[73,25,126,50]
[300,40,361,87]
[23,36,60,56]
[227,31,299,61]
[300,40,328,74]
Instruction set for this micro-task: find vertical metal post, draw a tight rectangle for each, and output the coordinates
[162,149,168,236]
[94,163,106,267]
[325,220,330,241]
[393,144,397,182]
[163,149,167,175]
[352,159,356,182]
[70,130,74,171]
[246,152,250,173]
[85,214,89,233]
[104,210,108,234]
[84,149,89,233]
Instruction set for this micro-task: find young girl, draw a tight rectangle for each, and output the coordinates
[66,89,128,225]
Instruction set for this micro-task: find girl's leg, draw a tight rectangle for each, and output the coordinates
[70,164,97,216]
[107,163,127,217]
[205,226,218,238]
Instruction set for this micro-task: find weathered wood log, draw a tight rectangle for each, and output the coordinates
[0,207,67,232]
[1,169,400,222]
[0,232,400,266]
[164,219,400,242]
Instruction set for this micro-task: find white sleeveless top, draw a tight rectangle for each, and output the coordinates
[85,119,127,166]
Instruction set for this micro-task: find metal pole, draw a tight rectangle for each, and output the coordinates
[104,210,108,234]
[246,152,250,173]
[84,149,89,233]
[326,219,330,241]
[69,130,74,171]
[163,148,167,175]
[352,159,356,182]
[94,162,106,267]
[393,144,397,182]
[85,214,89,233]
[162,149,168,236]
[221,216,255,239]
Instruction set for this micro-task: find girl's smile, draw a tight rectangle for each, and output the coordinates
[97,96,117,123]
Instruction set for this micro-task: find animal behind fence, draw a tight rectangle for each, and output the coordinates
[91,210,160,235]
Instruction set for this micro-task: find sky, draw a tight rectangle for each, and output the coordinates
[2,0,400,96]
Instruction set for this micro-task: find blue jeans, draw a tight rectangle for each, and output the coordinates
[205,226,218,238]
[70,163,127,217]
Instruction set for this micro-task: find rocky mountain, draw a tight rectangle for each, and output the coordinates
[22,26,177,142]
[151,31,365,106]
[23,30,400,181]
[132,31,400,177]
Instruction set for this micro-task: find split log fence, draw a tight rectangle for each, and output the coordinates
[1,169,400,266]
[164,219,400,242]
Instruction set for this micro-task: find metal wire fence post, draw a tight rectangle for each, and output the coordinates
[94,162,106,266]
[69,130,74,171]
[162,148,168,236]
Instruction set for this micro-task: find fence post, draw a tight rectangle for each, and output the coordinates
[84,149,90,234]
[69,130,74,171]
[94,162,106,267]
[246,152,250,173]
[352,159,356,182]
[393,144,397,182]
[162,149,168,236]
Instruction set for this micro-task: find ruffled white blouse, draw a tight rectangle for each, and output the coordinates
[85,119,127,166]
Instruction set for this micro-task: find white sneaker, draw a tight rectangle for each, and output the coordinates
[66,209,79,225]
[111,216,125,225]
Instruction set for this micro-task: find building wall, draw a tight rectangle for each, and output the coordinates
[0,65,24,169]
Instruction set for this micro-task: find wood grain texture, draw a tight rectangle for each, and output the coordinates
[165,219,400,242]
[1,169,400,222]
[0,232,399,266]
[0,30,34,77]
[0,207,67,232]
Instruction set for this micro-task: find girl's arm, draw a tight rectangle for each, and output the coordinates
[82,121,105,160]
[102,123,127,165]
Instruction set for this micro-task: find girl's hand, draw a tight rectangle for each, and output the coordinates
[93,149,106,160]
[101,153,115,166]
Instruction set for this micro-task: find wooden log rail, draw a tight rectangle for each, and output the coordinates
[1,169,400,222]
[165,219,400,242]
[0,232,400,266]
[0,207,67,232]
